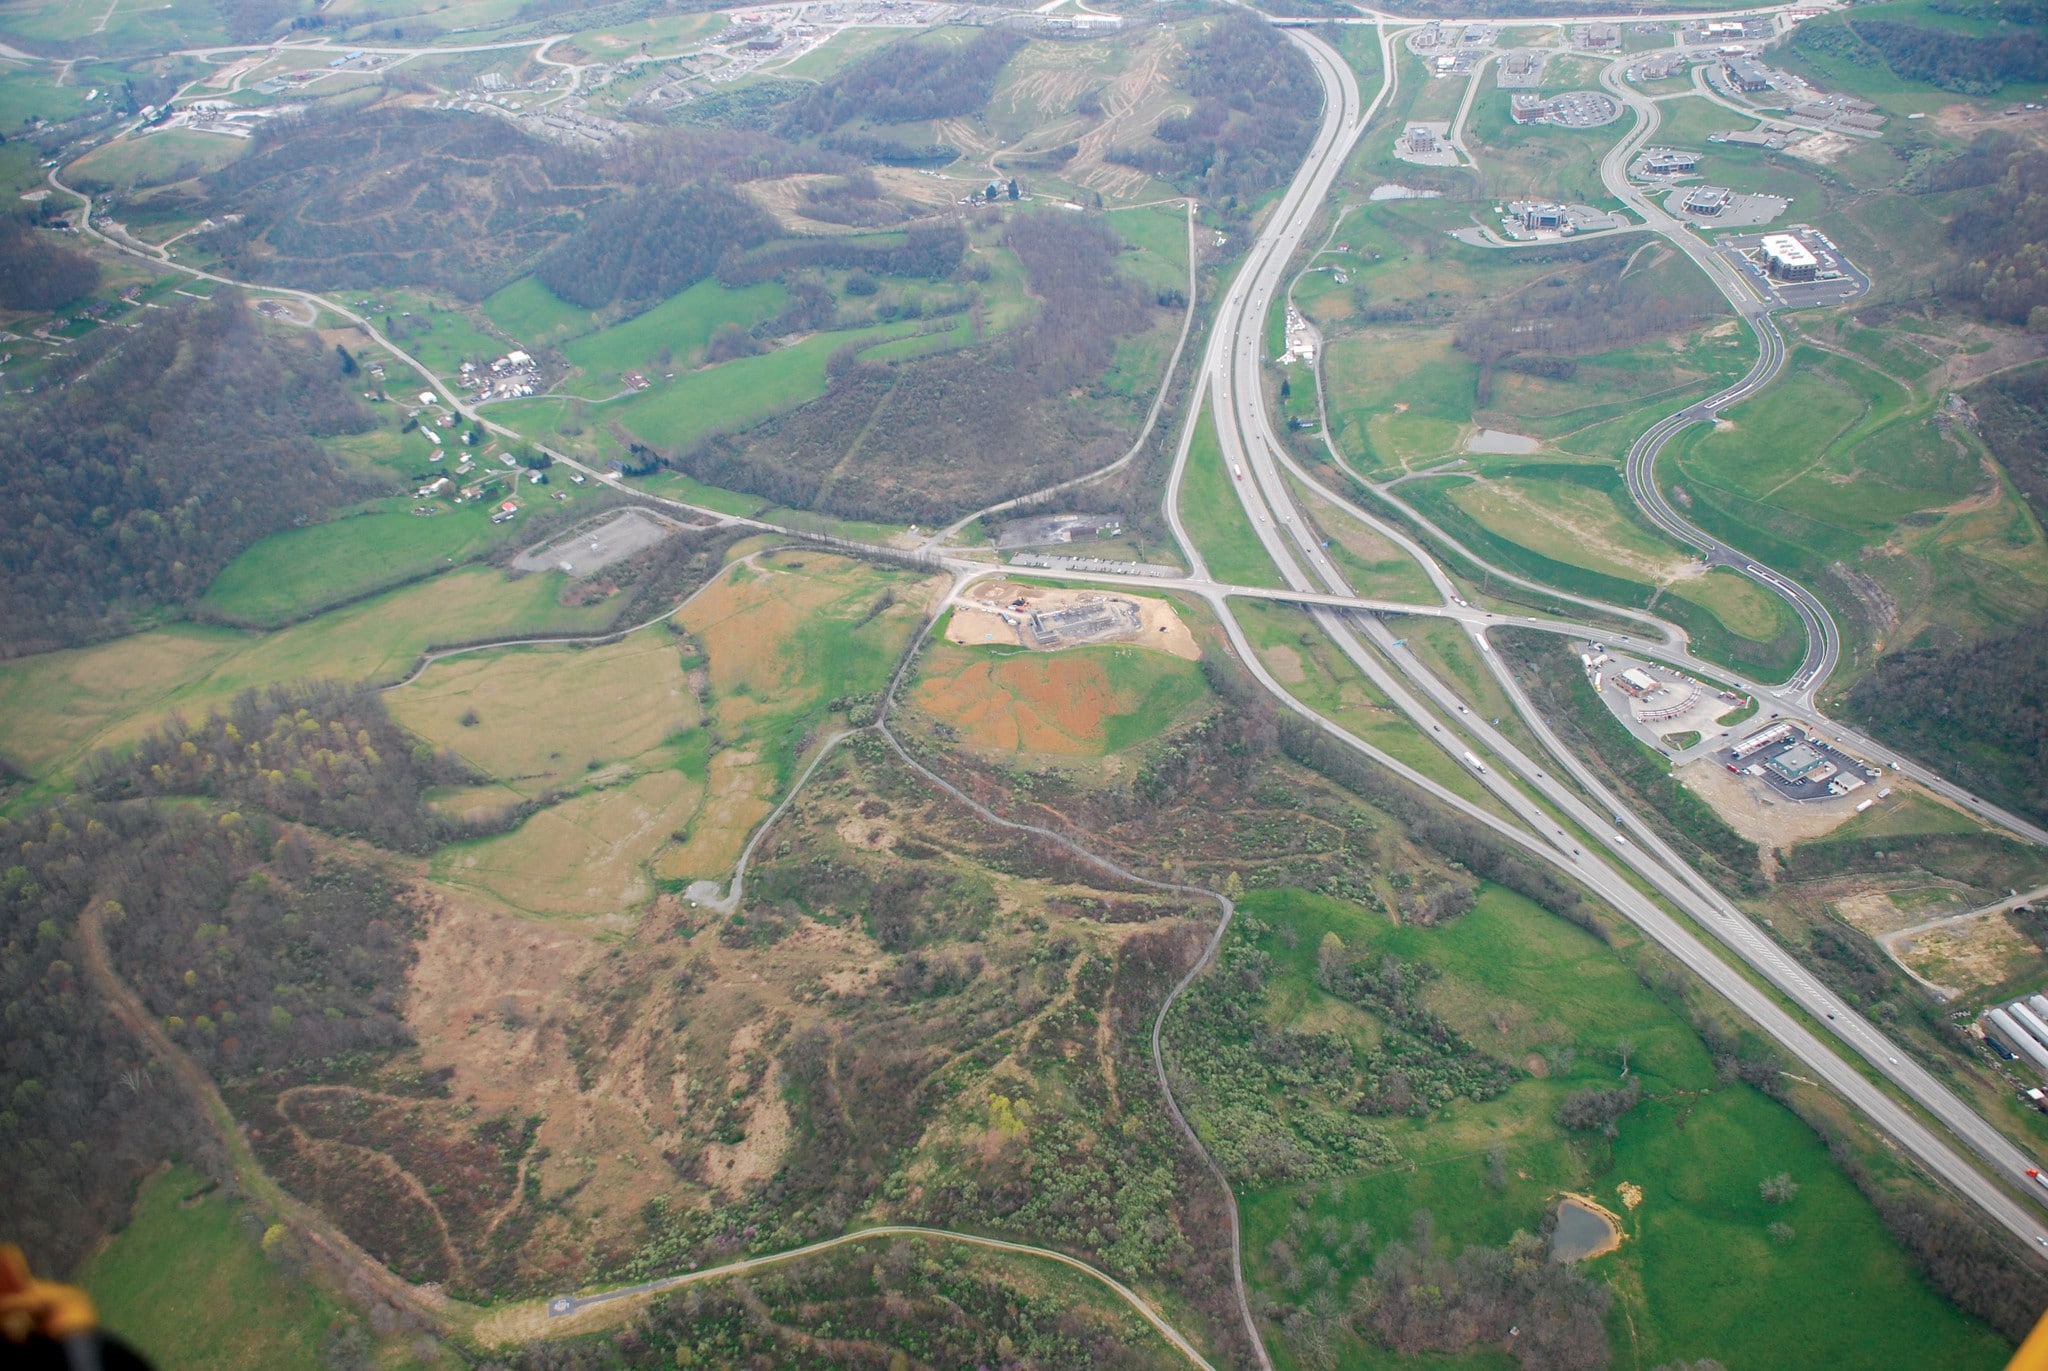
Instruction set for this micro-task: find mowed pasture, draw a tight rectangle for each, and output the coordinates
[0,567,609,790]
[1227,887,2012,1371]
[1664,346,2048,661]
[82,1164,347,1371]
[390,633,697,797]
[199,499,523,626]
[912,639,1209,756]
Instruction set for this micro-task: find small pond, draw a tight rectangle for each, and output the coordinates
[1550,1197,1620,1263]
[1466,429,1542,455]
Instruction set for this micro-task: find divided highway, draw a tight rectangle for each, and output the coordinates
[1175,26,2048,1258]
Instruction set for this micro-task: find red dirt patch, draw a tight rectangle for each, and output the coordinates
[915,653,1131,753]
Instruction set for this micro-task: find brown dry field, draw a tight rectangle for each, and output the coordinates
[439,768,703,918]
[1897,911,2040,994]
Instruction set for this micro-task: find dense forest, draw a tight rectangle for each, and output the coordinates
[0,293,371,657]
[780,29,1025,135]
[0,217,99,310]
[1944,146,2048,325]
[1109,11,1319,204]
[1850,18,2046,95]
[534,181,775,311]
[0,797,418,1277]
[675,211,1160,521]
[1845,613,2048,824]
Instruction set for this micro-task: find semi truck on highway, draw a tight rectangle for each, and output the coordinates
[1462,751,1486,773]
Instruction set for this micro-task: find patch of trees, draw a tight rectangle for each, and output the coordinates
[1166,930,1402,1182]
[1941,147,2048,325]
[80,682,518,854]
[818,132,959,166]
[1454,249,1723,392]
[780,29,1025,135]
[1108,11,1318,204]
[0,293,371,657]
[1843,611,2048,824]
[715,222,967,287]
[203,107,610,298]
[1348,1216,1611,1371]
[534,181,775,311]
[0,217,99,310]
[1554,1077,1641,1135]
[1849,18,2048,95]
[0,799,418,1277]
[1497,630,1763,894]
[1317,946,1519,1110]
[677,213,1157,522]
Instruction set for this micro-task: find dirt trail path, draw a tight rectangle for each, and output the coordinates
[77,901,458,1328]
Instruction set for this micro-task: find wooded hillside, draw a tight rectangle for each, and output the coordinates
[0,218,99,310]
[1110,11,1318,204]
[675,211,1161,521]
[534,181,775,312]
[0,799,417,1276]
[0,293,371,657]
[1944,147,2048,326]
[780,29,1025,135]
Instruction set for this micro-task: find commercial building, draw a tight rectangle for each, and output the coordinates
[1642,148,1698,175]
[1725,57,1772,93]
[1683,185,1733,217]
[1761,233,1818,281]
[1766,741,1829,782]
[1521,202,1566,231]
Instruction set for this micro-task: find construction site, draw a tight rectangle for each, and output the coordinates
[944,582,1198,659]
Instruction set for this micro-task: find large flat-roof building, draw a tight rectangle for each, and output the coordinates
[1761,232,1818,280]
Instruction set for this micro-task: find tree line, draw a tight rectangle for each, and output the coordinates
[79,681,530,853]
[0,292,372,657]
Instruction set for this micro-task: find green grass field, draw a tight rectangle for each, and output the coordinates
[481,275,604,349]
[606,320,925,454]
[1179,410,1282,588]
[198,497,529,625]
[1224,887,2011,1371]
[558,278,789,398]
[81,1165,348,1371]
[374,291,509,379]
